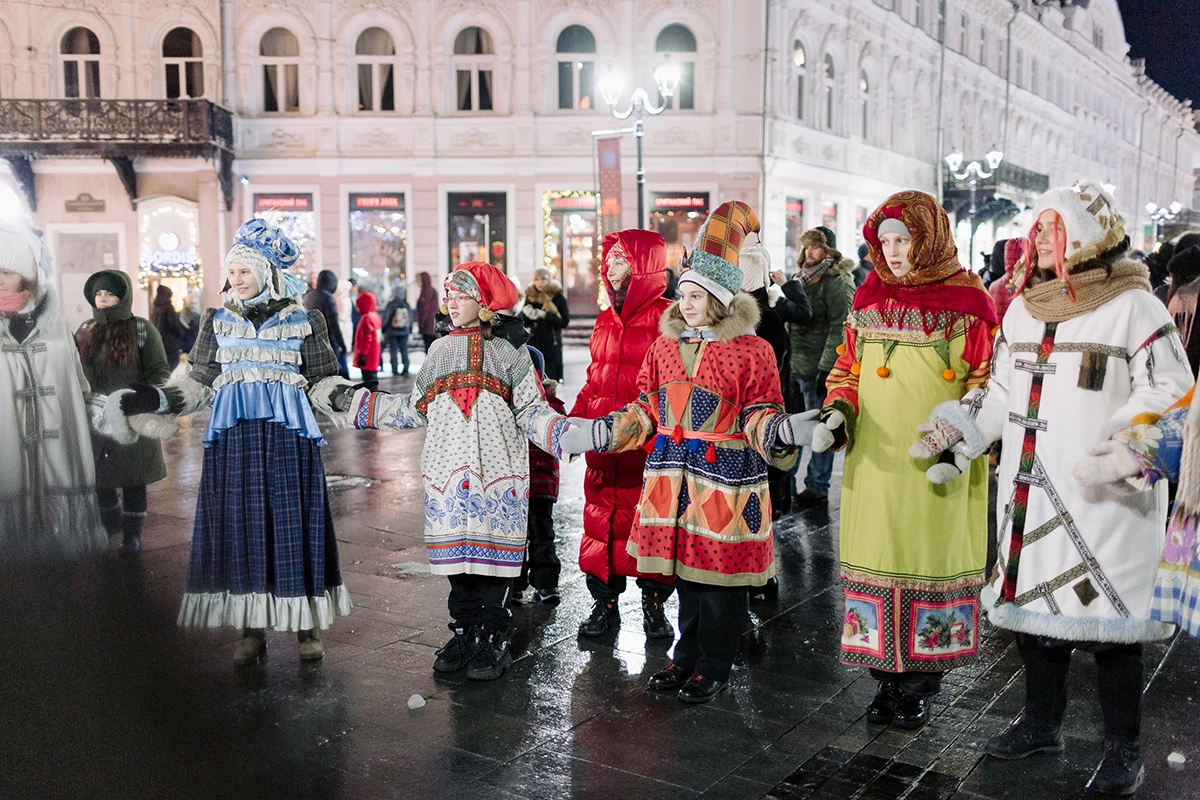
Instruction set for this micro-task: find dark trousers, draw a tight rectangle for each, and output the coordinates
[586,573,674,603]
[422,334,438,352]
[360,369,378,382]
[96,485,147,513]
[671,577,748,682]
[869,668,944,697]
[514,497,560,593]
[386,333,410,375]
[1016,633,1143,742]
[447,574,512,632]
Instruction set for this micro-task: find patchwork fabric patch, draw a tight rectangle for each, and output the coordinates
[907,597,979,663]
[841,590,886,660]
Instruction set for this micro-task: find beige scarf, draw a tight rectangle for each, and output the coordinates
[1020,259,1151,323]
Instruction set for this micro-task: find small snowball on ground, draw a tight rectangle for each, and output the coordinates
[407,694,426,709]
[1167,752,1186,769]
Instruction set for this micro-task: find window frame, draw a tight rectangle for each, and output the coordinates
[452,26,496,114]
[555,25,597,112]
[792,39,807,122]
[60,26,101,99]
[654,24,697,111]
[354,27,398,113]
[162,27,204,100]
[259,27,301,114]
[822,54,835,131]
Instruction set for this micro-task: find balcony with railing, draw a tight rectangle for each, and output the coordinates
[0,98,234,210]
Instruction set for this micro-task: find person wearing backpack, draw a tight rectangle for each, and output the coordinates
[381,282,412,376]
[74,269,172,558]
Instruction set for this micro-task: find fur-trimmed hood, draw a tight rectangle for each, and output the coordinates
[660,292,761,342]
[524,281,564,316]
[828,256,855,276]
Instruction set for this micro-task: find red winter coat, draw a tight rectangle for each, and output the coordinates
[569,229,672,583]
[353,291,382,371]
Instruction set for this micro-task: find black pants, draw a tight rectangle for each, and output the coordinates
[1016,633,1143,742]
[360,369,378,382]
[422,334,438,352]
[514,497,560,593]
[671,577,748,682]
[586,573,674,603]
[385,333,410,374]
[96,485,148,513]
[447,574,512,632]
[869,668,944,697]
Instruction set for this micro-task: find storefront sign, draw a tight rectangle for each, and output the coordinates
[651,192,709,212]
[352,194,405,210]
[65,193,106,212]
[550,194,600,211]
[254,193,312,211]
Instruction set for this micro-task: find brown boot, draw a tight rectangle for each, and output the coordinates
[297,629,324,661]
[233,628,266,665]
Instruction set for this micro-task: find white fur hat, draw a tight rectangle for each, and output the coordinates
[1031,181,1125,272]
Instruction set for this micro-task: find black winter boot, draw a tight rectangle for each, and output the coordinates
[99,503,122,538]
[641,587,674,640]
[433,625,480,673]
[118,512,144,559]
[988,635,1070,759]
[578,599,620,637]
[1088,740,1144,795]
[467,630,513,681]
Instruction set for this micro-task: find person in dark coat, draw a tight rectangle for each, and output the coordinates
[380,282,412,376]
[853,243,873,287]
[1165,238,1200,379]
[521,267,569,382]
[304,269,349,378]
[415,272,439,351]
[150,284,185,370]
[75,270,171,558]
[180,292,201,355]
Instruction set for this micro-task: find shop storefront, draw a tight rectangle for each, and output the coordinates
[820,200,838,234]
[253,193,317,283]
[542,190,601,317]
[138,196,201,310]
[448,192,506,273]
[349,192,407,300]
[649,192,709,272]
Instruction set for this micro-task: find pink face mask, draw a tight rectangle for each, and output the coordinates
[0,289,31,314]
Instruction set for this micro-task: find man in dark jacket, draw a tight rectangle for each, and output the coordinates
[304,269,349,378]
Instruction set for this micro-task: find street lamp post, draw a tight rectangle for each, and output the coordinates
[1146,201,1184,244]
[598,60,681,229]
[945,149,1004,273]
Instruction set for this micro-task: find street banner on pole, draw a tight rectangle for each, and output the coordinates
[597,135,622,235]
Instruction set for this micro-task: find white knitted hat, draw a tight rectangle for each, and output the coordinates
[739,244,771,292]
[0,230,40,282]
[1031,181,1125,272]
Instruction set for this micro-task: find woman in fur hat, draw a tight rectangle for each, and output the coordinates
[817,190,997,731]
[117,219,352,665]
[562,202,817,703]
[75,270,171,558]
[344,261,571,682]
[521,266,569,382]
[0,222,105,560]
[913,183,1191,795]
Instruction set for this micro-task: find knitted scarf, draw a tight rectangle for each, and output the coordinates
[1020,260,1151,323]
[799,254,838,285]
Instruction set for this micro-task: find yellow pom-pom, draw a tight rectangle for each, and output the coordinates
[942,368,956,381]
[439,302,448,315]
[876,366,890,378]
[849,362,861,376]
[836,344,847,356]
[478,307,494,322]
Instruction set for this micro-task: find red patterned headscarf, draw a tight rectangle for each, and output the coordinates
[856,191,996,333]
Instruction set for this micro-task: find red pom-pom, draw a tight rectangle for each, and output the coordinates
[672,424,685,445]
[705,442,717,463]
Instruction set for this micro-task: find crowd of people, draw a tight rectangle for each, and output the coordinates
[3,180,1200,796]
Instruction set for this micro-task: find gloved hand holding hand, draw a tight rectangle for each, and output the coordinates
[925,442,973,484]
[330,380,377,413]
[909,415,965,460]
[1072,439,1142,487]
[119,383,166,416]
[521,305,547,320]
[560,418,604,456]
[811,410,845,453]
[777,409,820,446]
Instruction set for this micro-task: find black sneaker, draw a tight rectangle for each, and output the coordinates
[642,601,674,640]
[534,588,561,606]
[1088,740,1144,796]
[986,721,1066,760]
[892,694,930,730]
[466,631,513,681]
[578,600,620,637]
[677,673,727,704]
[750,576,779,603]
[648,662,691,692]
[433,626,479,673]
[792,489,828,509]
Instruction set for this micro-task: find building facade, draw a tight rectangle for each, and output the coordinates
[1,0,1196,328]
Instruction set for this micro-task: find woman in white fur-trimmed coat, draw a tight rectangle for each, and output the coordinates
[912,183,1191,795]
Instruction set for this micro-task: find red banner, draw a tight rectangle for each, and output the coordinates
[596,135,622,235]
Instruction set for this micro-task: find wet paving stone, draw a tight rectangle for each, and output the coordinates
[2,345,1198,799]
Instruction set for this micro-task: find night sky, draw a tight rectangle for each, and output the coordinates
[1117,0,1200,107]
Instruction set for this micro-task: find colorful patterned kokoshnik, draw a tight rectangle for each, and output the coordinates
[1002,322,1058,604]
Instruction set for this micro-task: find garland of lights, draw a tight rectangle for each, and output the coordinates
[540,190,606,308]
[138,252,203,289]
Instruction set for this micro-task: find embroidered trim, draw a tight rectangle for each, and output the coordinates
[1008,341,1127,360]
[847,309,972,342]
[1008,412,1048,431]
[1014,563,1088,609]
[1015,359,1057,375]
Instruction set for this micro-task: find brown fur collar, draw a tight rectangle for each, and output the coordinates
[524,281,563,316]
[660,292,761,342]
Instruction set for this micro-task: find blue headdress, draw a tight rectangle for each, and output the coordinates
[224,219,306,301]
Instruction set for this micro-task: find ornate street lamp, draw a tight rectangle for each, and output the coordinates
[945,148,1004,272]
[598,59,682,229]
[1146,201,1184,243]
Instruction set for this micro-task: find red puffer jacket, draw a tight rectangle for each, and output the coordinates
[569,229,672,583]
[353,291,382,372]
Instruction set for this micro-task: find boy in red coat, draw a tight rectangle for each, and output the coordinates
[569,229,676,639]
[353,291,382,381]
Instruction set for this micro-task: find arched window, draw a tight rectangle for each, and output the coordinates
[356,28,396,112]
[858,70,869,140]
[655,24,695,110]
[163,27,203,99]
[260,28,300,112]
[556,25,595,110]
[822,54,835,130]
[453,26,494,112]
[61,27,101,98]
[792,41,806,121]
